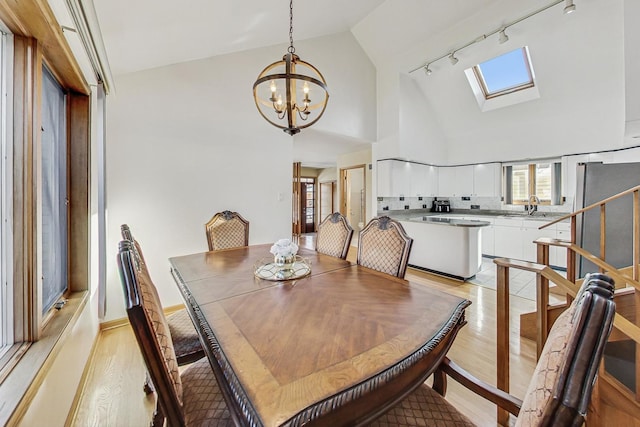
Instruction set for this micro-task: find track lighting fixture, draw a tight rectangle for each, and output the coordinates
[498,28,509,44]
[563,0,576,14]
[410,0,579,75]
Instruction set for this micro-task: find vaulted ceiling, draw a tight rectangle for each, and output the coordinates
[87,0,638,166]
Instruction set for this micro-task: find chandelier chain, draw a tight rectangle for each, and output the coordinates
[288,0,295,54]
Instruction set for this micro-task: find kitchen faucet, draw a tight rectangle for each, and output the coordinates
[528,195,540,215]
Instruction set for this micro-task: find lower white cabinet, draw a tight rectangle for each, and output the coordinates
[481,223,495,256]
[492,218,570,268]
[493,219,523,259]
[553,223,571,268]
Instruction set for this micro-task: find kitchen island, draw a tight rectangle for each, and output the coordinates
[399,216,490,280]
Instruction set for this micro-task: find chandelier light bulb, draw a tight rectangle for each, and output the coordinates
[270,81,277,93]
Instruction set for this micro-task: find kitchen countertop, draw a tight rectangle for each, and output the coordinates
[403,216,490,227]
[379,209,569,223]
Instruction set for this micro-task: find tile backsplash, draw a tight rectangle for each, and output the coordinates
[377,196,573,214]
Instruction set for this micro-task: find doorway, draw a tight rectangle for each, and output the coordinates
[340,165,366,237]
[301,177,316,233]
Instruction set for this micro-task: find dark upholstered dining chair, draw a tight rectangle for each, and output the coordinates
[315,212,354,259]
[117,239,234,427]
[205,210,250,251]
[120,225,204,392]
[369,273,616,427]
[357,216,413,278]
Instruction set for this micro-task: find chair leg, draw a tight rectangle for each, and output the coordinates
[432,367,448,396]
[143,371,155,394]
[151,403,164,427]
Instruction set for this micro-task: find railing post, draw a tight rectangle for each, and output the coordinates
[634,190,639,282]
[600,204,606,273]
[568,216,577,284]
[536,243,550,359]
[496,263,510,426]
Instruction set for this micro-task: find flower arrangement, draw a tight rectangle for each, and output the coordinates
[270,238,298,259]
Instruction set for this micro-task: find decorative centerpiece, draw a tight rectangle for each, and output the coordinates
[270,238,299,279]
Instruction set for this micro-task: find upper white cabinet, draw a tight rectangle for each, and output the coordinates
[473,163,501,197]
[377,160,393,197]
[438,166,473,197]
[377,160,438,197]
[425,165,439,197]
[410,163,438,197]
[377,160,410,197]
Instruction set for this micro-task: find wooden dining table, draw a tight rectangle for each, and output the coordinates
[169,244,471,427]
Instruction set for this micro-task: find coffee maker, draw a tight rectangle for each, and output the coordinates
[431,199,451,213]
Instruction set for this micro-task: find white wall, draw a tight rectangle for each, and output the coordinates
[399,74,447,164]
[105,54,292,321]
[104,32,376,321]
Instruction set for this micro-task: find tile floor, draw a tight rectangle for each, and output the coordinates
[468,257,566,303]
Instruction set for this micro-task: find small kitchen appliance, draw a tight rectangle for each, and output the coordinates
[431,199,451,213]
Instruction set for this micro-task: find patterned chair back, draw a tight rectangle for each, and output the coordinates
[316,212,354,259]
[205,211,250,251]
[514,273,615,427]
[117,240,186,426]
[357,216,413,278]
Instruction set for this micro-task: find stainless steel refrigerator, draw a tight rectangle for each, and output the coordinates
[575,161,640,277]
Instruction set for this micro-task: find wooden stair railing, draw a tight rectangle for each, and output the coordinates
[492,184,640,426]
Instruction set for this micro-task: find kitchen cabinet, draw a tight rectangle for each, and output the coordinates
[473,163,501,197]
[377,160,410,197]
[438,165,473,197]
[377,160,392,197]
[378,160,438,197]
[553,222,571,268]
[425,165,439,196]
[408,163,438,197]
[521,220,557,263]
[480,221,495,256]
[493,218,523,259]
[410,163,428,197]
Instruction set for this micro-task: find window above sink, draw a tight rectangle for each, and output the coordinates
[503,160,562,205]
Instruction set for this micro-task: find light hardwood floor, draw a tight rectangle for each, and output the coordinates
[71,237,536,426]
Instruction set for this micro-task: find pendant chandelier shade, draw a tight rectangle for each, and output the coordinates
[252,0,329,135]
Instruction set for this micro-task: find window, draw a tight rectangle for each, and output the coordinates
[473,48,534,98]
[504,162,562,205]
[464,47,540,112]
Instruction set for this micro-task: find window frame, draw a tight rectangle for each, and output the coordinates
[472,47,535,100]
[504,161,562,206]
[0,25,12,354]
[464,46,540,112]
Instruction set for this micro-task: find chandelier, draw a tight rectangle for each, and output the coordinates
[252,0,329,135]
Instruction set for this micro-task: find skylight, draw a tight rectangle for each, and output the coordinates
[464,46,540,112]
[473,47,534,98]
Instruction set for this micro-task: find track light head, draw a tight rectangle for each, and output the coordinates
[498,28,509,44]
[564,0,576,14]
[423,64,432,76]
[448,52,459,66]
